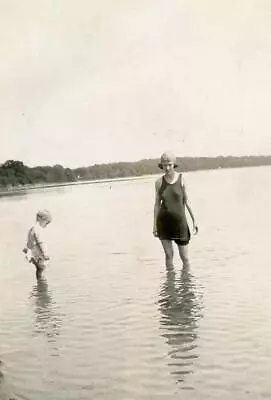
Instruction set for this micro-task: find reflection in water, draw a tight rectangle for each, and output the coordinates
[0,362,5,398]
[29,278,62,346]
[0,360,16,400]
[158,266,203,386]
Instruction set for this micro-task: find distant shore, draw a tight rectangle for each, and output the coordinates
[1,156,271,196]
[0,161,270,197]
[0,174,156,196]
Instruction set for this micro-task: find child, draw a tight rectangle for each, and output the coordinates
[23,209,52,279]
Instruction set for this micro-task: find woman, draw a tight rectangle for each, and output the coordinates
[153,151,198,268]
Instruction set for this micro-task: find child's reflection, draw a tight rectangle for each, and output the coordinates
[29,277,62,344]
[158,266,203,385]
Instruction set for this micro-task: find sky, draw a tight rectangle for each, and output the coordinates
[1,0,271,167]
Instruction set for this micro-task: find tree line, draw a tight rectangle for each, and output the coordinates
[0,156,271,188]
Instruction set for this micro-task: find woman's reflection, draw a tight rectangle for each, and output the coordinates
[29,277,62,344]
[158,266,203,385]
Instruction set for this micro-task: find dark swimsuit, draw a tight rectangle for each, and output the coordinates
[157,174,190,245]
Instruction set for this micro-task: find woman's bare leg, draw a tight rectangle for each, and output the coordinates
[160,239,174,268]
[177,244,190,267]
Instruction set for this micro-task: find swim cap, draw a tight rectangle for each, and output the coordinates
[36,209,52,223]
[158,151,178,169]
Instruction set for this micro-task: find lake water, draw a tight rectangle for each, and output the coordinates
[0,166,271,400]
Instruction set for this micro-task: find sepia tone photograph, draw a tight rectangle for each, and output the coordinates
[1,1,271,399]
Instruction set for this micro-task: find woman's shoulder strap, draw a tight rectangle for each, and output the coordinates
[159,175,167,196]
[178,172,183,187]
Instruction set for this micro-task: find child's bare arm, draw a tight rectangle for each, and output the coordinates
[23,228,31,253]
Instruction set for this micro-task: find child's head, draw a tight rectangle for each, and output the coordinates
[36,209,52,228]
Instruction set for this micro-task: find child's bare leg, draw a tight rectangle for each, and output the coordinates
[36,267,43,280]
[36,262,46,279]
[177,244,190,268]
[31,258,45,280]
[160,239,174,268]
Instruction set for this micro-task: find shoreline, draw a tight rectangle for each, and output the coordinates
[0,174,157,196]
[0,163,270,197]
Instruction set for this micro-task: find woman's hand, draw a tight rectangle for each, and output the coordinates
[193,222,199,235]
[153,228,158,237]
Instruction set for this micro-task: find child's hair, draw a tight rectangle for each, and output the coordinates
[36,209,52,223]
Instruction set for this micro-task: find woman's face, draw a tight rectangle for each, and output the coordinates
[161,161,175,174]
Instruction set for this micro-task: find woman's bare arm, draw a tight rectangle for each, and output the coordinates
[153,178,162,236]
[182,178,198,234]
